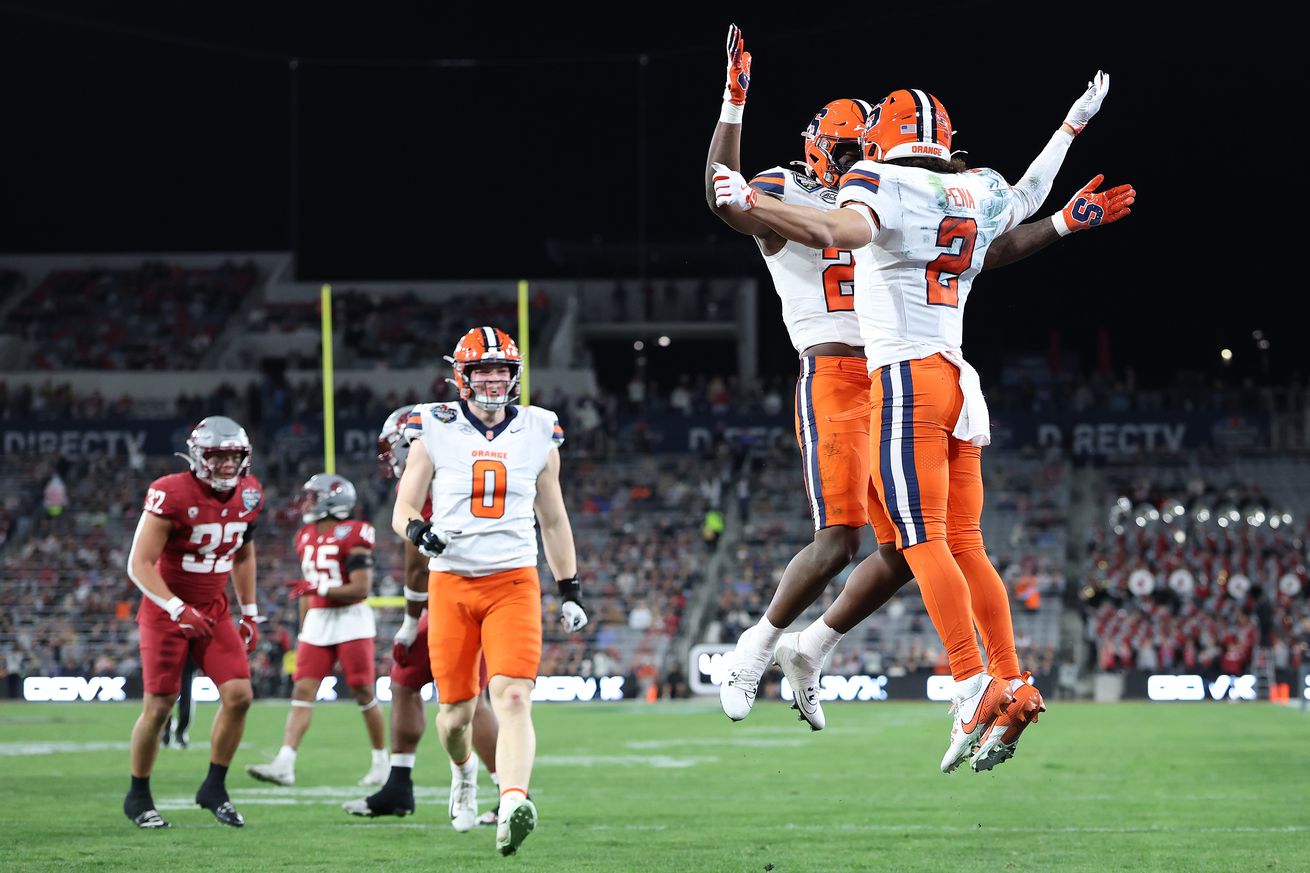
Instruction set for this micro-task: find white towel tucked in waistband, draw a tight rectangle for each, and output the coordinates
[940,349,991,447]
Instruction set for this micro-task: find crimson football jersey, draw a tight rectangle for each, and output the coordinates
[140,471,264,605]
[294,519,376,609]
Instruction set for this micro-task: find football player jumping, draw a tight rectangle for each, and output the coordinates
[246,473,388,788]
[343,406,503,824]
[123,416,263,828]
[705,25,1123,740]
[391,327,587,856]
[715,69,1132,770]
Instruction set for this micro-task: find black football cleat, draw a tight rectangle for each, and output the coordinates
[196,790,245,828]
[342,787,415,818]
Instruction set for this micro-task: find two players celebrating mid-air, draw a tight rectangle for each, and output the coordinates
[707,24,1133,772]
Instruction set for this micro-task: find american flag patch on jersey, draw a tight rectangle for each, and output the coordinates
[900,123,916,134]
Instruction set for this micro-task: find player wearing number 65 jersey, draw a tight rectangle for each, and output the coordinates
[123,415,263,829]
[246,473,388,789]
[392,326,586,857]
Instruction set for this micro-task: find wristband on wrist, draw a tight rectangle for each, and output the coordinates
[556,575,582,603]
[241,602,260,617]
[1051,213,1073,237]
[399,614,419,632]
[403,587,429,602]
[164,596,185,621]
[719,100,743,124]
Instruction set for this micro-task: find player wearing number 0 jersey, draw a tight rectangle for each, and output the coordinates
[715,74,1132,770]
[124,415,262,829]
[344,406,502,824]
[392,326,588,856]
[247,473,389,789]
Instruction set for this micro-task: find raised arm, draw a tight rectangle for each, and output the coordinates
[984,173,1135,269]
[712,162,872,250]
[703,25,784,246]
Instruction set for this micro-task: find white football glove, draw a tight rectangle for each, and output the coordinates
[1063,70,1109,135]
[560,600,589,633]
[711,162,757,211]
[393,614,419,649]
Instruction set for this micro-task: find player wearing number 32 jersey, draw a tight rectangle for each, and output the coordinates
[124,415,263,830]
[392,326,587,856]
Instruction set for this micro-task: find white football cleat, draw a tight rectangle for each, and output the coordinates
[496,797,537,856]
[246,760,295,786]
[774,632,825,731]
[448,771,478,833]
[720,626,770,722]
[940,673,1014,774]
[358,759,390,787]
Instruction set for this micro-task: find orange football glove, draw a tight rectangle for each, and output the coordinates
[1054,174,1135,236]
[723,24,751,106]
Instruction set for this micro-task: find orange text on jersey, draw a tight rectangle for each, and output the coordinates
[471,449,508,459]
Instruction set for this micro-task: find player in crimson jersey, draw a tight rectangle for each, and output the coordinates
[344,406,502,821]
[246,473,389,787]
[123,416,263,828]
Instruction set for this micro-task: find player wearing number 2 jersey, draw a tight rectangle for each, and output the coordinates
[123,415,263,829]
[246,473,388,789]
[715,74,1132,771]
[704,25,1062,731]
[392,326,587,856]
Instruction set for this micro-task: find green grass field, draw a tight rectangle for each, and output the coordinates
[1,699,1306,872]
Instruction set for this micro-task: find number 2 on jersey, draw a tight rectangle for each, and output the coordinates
[925,217,977,307]
[471,459,507,519]
[821,248,855,312]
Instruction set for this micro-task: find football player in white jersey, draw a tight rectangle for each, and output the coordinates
[391,326,587,856]
[715,74,1133,771]
[704,24,1119,734]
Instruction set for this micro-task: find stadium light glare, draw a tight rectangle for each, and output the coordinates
[1220,348,1233,361]
[1257,339,1271,350]
[1173,530,1187,544]
[657,336,671,347]
[633,340,645,351]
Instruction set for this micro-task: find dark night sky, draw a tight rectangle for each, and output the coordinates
[0,3,1299,384]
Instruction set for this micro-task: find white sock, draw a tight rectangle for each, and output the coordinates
[274,745,297,767]
[490,771,500,789]
[797,618,842,661]
[747,616,784,657]
[371,748,387,766]
[451,754,478,780]
[498,787,527,814]
[391,753,416,769]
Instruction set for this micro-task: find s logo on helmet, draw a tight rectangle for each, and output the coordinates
[241,488,261,512]
[1071,197,1104,227]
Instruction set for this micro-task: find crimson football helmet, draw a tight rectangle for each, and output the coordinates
[445,327,522,411]
[184,416,251,491]
[298,473,357,524]
[377,404,415,479]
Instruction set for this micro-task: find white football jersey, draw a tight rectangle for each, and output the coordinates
[836,161,1028,372]
[407,400,564,576]
[749,166,864,352]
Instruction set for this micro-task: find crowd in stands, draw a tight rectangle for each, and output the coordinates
[1081,470,1310,678]
[1,261,257,370]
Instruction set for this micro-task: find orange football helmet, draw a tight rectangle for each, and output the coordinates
[801,98,873,188]
[860,89,954,163]
[444,326,522,410]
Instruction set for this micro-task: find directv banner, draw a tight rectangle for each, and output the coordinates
[991,412,1268,458]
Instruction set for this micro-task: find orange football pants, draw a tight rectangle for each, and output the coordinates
[428,566,542,704]
[869,354,1020,681]
[794,356,882,531]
